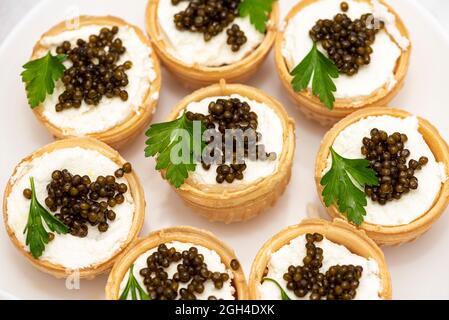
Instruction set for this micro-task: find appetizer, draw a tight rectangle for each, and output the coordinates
[275,0,410,125]
[146,0,278,87]
[144,82,295,223]
[105,226,248,300]
[22,16,161,148]
[2,138,145,278]
[315,107,449,246]
[249,219,391,300]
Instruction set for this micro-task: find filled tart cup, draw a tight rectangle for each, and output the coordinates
[145,0,279,88]
[105,226,248,300]
[275,0,411,126]
[249,218,392,300]
[31,16,162,149]
[315,107,449,246]
[161,82,296,223]
[2,138,145,279]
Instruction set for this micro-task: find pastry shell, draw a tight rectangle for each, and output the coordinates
[145,0,279,88]
[275,0,411,126]
[162,81,296,223]
[105,226,248,300]
[315,107,449,246]
[248,218,392,299]
[2,138,146,279]
[31,16,162,149]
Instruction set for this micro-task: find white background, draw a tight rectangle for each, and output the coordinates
[1,0,449,300]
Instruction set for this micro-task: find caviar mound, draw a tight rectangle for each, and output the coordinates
[248,218,392,299]
[274,0,411,126]
[31,16,162,149]
[315,107,449,246]
[145,0,279,88]
[105,226,248,300]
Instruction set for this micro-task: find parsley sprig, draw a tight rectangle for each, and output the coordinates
[291,43,339,110]
[145,113,206,188]
[239,0,275,33]
[24,177,69,259]
[21,52,67,108]
[119,264,151,300]
[320,148,379,225]
[263,278,291,300]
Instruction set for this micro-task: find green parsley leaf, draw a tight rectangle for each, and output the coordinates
[23,177,69,259]
[145,112,206,188]
[262,278,291,300]
[21,52,67,108]
[119,264,151,300]
[320,148,379,225]
[239,0,275,33]
[291,43,339,110]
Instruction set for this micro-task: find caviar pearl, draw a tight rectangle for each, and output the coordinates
[362,128,428,205]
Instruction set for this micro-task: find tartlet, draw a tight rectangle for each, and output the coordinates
[2,138,145,279]
[249,218,392,300]
[105,226,248,300]
[30,16,162,149]
[315,107,449,246]
[161,81,296,223]
[275,0,411,126]
[145,0,279,88]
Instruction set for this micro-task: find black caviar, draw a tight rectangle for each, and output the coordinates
[55,26,132,112]
[172,0,248,52]
[23,162,133,237]
[186,97,277,184]
[362,128,428,205]
[139,244,233,300]
[227,24,247,52]
[283,233,363,300]
[309,2,385,76]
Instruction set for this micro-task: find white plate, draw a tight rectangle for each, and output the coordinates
[0,0,448,300]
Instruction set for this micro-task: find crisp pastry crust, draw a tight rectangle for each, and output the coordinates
[275,0,411,126]
[145,0,279,88]
[248,218,392,299]
[2,138,146,279]
[162,81,296,223]
[31,16,162,149]
[105,226,248,300]
[315,107,449,246]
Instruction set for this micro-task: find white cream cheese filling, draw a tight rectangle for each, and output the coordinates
[6,147,134,269]
[282,0,409,99]
[119,241,235,300]
[258,235,383,300]
[157,1,265,67]
[323,116,447,226]
[37,25,157,135]
[183,94,284,186]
